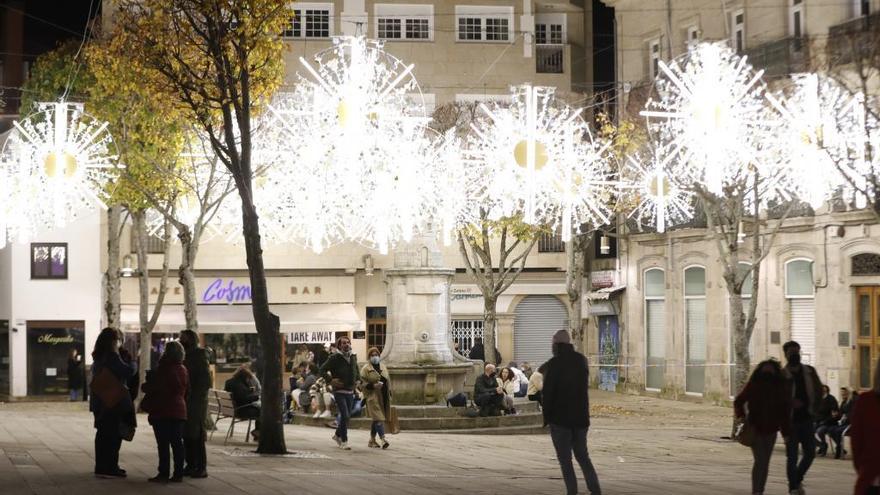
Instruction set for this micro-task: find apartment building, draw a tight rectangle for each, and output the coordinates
[591,1,880,401]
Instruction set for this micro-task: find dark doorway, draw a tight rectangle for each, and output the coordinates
[26,321,85,396]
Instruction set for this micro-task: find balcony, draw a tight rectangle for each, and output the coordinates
[744,36,809,78]
[536,45,564,74]
[827,12,880,66]
[537,232,565,253]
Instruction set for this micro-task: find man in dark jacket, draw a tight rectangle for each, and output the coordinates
[783,340,823,495]
[468,339,502,365]
[473,364,504,416]
[814,385,839,456]
[319,336,359,450]
[179,329,211,478]
[543,329,601,495]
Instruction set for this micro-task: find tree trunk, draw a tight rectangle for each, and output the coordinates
[104,206,122,328]
[729,290,751,396]
[133,210,151,403]
[566,233,589,351]
[177,226,200,332]
[483,295,498,365]
[238,190,285,454]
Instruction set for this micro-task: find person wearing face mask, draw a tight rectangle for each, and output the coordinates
[782,340,823,495]
[319,336,359,450]
[360,347,392,449]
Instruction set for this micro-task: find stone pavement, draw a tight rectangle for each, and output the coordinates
[0,391,856,495]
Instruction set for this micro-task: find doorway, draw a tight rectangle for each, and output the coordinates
[855,287,880,390]
[26,321,85,396]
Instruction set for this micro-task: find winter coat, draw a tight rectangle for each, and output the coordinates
[360,362,391,422]
[527,371,544,396]
[67,358,84,390]
[542,344,590,429]
[474,373,501,401]
[319,352,359,391]
[225,373,261,409]
[468,343,502,365]
[183,346,211,438]
[734,378,792,436]
[850,391,880,495]
[497,377,517,397]
[784,363,823,421]
[143,358,189,421]
[89,353,136,420]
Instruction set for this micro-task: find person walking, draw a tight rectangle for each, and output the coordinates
[142,341,188,483]
[89,327,136,479]
[543,329,601,495]
[734,359,792,495]
[850,357,880,495]
[361,347,391,449]
[67,348,84,402]
[179,329,211,478]
[319,336,359,450]
[783,340,823,495]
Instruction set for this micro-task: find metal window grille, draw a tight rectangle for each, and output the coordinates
[378,18,402,39]
[450,320,484,356]
[538,232,565,252]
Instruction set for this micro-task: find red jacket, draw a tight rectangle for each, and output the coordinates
[851,391,880,495]
[143,359,189,421]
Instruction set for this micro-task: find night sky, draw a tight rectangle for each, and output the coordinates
[5,0,100,57]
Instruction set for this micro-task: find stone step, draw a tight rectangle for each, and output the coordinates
[292,410,544,431]
[394,400,540,418]
[410,424,548,435]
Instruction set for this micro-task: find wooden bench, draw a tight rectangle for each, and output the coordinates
[209,389,256,445]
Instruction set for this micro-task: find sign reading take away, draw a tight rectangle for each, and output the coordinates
[286,331,335,344]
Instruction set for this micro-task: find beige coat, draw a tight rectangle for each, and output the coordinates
[360,362,391,422]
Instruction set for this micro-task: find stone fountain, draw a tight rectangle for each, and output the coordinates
[380,236,474,405]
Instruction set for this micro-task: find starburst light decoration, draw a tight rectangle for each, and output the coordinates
[624,146,694,233]
[465,85,616,240]
[263,37,435,254]
[766,73,871,209]
[641,43,778,198]
[0,101,117,245]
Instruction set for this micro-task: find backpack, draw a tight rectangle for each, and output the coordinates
[446,392,467,408]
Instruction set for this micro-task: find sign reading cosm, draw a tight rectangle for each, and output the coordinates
[202,278,252,304]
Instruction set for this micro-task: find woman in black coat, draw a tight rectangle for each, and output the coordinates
[90,328,136,479]
[67,348,84,402]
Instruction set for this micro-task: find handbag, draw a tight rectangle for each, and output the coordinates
[90,366,127,410]
[734,417,755,447]
[387,406,401,435]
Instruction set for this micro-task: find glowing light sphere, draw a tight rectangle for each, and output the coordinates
[465,85,616,237]
[264,36,434,254]
[0,101,117,244]
[767,73,871,209]
[623,146,694,233]
[642,42,772,197]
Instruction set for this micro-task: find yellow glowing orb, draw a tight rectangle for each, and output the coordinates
[649,175,671,197]
[513,140,549,170]
[337,101,350,127]
[692,103,727,130]
[43,152,78,179]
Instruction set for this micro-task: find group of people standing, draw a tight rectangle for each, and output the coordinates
[735,340,880,495]
[89,327,211,483]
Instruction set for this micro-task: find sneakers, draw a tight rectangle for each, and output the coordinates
[95,469,127,479]
[332,434,343,447]
[313,410,321,418]
[368,438,380,448]
[319,410,332,418]
[339,441,351,450]
[148,474,168,483]
[379,437,390,450]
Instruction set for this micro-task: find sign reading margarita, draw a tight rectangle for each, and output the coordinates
[202,278,252,304]
[287,331,335,344]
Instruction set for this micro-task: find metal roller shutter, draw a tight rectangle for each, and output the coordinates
[686,298,706,394]
[790,299,816,365]
[513,295,569,367]
[646,299,666,389]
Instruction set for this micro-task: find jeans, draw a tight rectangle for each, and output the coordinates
[785,420,816,491]
[750,432,777,494]
[815,423,831,454]
[549,424,602,495]
[370,421,385,438]
[94,415,124,474]
[333,392,355,442]
[183,431,207,474]
[70,388,81,401]
[829,424,849,457]
[152,418,185,477]
[474,393,503,415]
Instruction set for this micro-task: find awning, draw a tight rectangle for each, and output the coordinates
[586,285,626,301]
[120,303,362,333]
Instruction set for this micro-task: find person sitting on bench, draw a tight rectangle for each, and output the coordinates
[474,363,504,417]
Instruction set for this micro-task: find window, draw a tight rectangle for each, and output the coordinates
[456,6,513,43]
[855,0,870,17]
[536,23,564,44]
[686,25,700,50]
[790,0,804,38]
[786,259,815,365]
[31,243,68,280]
[684,266,706,395]
[644,268,666,390]
[366,307,387,352]
[378,18,402,39]
[283,5,332,39]
[406,19,430,40]
[732,10,745,53]
[450,319,485,356]
[649,38,662,78]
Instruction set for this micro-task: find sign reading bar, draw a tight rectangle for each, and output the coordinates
[287,331,335,344]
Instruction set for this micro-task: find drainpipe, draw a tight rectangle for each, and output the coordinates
[522,0,534,58]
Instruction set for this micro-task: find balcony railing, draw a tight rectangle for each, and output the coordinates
[827,12,880,66]
[536,45,564,74]
[744,36,809,78]
[538,232,565,253]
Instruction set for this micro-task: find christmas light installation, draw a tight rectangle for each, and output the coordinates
[264,36,433,254]
[641,42,774,198]
[0,101,117,245]
[624,145,694,233]
[464,85,616,240]
[766,73,870,209]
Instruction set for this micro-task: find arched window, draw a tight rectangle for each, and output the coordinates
[644,268,666,390]
[785,259,815,364]
[684,266,706,394]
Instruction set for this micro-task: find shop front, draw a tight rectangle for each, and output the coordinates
[25,321,86,397]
